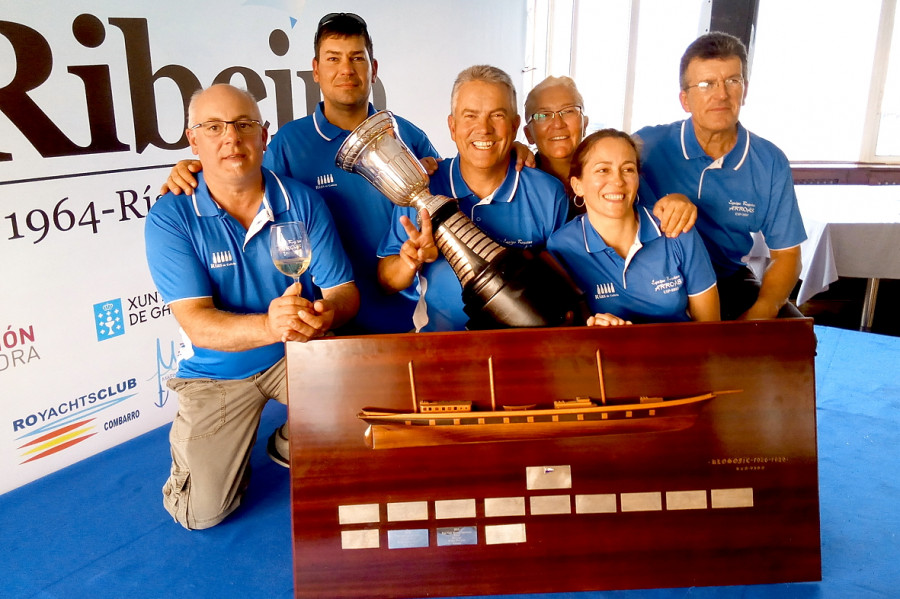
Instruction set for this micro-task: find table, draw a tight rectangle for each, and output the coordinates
[748,185,900,330]
[795,186,900,330]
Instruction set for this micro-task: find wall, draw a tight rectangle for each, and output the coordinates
[0,0,527,494]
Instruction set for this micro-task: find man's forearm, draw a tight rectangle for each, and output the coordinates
[173,302,278,352]
[747,247,801,319]
[378,255,418,293]
[323,282,360,330]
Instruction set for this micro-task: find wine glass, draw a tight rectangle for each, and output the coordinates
[269,221,312,288]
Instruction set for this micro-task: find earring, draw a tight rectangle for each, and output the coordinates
[574,195,585,208]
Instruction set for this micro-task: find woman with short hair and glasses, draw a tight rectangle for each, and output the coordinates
[523,76,697,235]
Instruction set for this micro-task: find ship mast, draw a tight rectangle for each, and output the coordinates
[408,361,418,412]
[595,350,607,405]
[488,356,496,411]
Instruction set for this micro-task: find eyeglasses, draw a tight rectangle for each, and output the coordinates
[189,119,263,138]
[685,77,744,93]
[528,106,584,125]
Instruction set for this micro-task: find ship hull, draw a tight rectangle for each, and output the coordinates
[359,393,715,450]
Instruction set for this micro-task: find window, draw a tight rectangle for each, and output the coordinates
[526,0,899,163]
[745,0,884,161]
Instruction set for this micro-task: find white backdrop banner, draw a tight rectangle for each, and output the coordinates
[0,0,527,494]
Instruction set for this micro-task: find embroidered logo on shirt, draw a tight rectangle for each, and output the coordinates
[496,237,534,248]
[728,200,755,217]
[594,282,618,299]
[651,275,684,295]
[210,250,236,269]
[316,173,337,189]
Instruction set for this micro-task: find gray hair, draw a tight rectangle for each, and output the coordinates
[524,75,584,118]
[187,84,259,127]
[679,32,749,90]
[450,65,518,116]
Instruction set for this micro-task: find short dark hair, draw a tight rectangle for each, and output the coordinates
[314,12,373,60]
[569,129,642,182]
[679,32,748,90]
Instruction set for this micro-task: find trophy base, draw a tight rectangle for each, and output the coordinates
[463,248,587,330]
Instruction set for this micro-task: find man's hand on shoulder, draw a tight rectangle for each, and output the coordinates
[653,193,697,237]
[159,159,203,196]
[419,156,441,176]
[512,141,536,172]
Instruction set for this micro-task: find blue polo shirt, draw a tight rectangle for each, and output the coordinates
[547,207,716,323]
[145,169,353,380]
[379,155,568,331]
[263,103,439,333]
[634,119,806,277]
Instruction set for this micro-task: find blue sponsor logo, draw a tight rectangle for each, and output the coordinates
[94,299,125,341]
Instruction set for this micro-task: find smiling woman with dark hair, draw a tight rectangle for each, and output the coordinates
[547,129,720,326]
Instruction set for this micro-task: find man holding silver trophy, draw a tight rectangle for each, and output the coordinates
[373,65,581,332]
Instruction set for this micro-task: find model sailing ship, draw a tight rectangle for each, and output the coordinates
[358,351,740,450]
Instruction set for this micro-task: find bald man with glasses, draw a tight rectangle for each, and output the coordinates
[145,84,358,529]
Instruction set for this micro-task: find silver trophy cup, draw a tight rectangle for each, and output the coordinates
[335,110,584,329]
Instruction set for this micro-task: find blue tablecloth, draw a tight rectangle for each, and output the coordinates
[2,325,898,599]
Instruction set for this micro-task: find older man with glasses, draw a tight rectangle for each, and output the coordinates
[145,84,359,529]
[635,32,806,320]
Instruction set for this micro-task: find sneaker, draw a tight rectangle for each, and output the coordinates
[266,423,290,468]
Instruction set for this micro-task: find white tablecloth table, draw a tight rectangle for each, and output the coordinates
[795,186,900,329]
[745,186,899,329]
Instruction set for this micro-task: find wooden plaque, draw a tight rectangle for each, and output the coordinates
[286,319,820,598]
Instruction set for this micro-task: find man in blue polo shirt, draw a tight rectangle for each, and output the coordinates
[635,32,805,320]
[378,65,568,331]
[145,84,358,529]
[160,13,440,466]
[162,13,439,336]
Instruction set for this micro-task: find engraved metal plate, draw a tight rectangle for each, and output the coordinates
[434,498,476,519]
[711,487,754,508]
[575,493,618,514]
[525,465,572,490]
[666,490,708,510]
[341,529,379,550]
[484,496,526,517]
[338,503,380,524]
[484,523,527,545]
[530,494,571,515]
[387,529,430,549]
[620,492,663,512]
[387,501,429,522]
[436,526,478,546]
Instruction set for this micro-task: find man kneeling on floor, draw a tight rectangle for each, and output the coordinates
[144,84,359,529]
